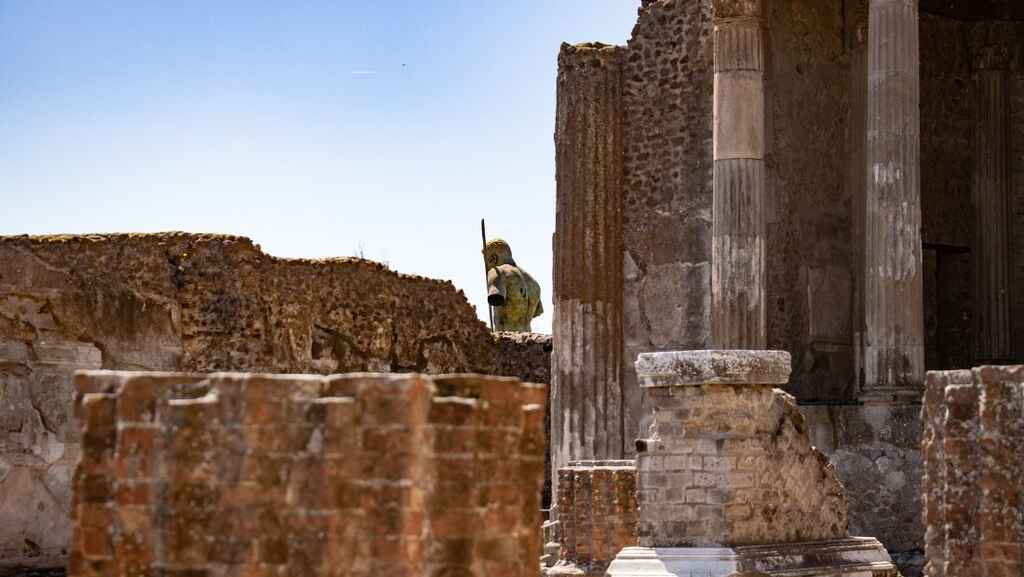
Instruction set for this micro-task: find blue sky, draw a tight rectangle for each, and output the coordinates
[1,1,637,334]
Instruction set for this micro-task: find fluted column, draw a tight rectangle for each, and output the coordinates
[552,43,625,505]
[972,69,1013,363]
[863,0,924,398]
[711,1,766,349]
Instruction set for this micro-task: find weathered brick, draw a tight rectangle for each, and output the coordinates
[69,371,545,577]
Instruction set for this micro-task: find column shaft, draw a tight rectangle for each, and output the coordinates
[864,0,924,395]
[973,70,1013,362]
[552,44,625,501]
[712,10,767,349]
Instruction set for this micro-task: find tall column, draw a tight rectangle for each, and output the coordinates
[863,0,924,398]
[972,69,1013,363]
[552,43,625,505]
[712,1,767,349]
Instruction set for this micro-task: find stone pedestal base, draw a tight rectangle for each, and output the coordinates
[606,537,896,577]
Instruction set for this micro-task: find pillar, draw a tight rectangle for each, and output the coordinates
[863,0,924,398]
[551,43,625,504]
[605,350,896,577]
[972,69,1013,363]
[712,1,767,349]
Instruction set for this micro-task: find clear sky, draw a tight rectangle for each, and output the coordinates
[1,2,638,334]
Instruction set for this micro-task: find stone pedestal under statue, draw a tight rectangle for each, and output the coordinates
[605,350,896,577]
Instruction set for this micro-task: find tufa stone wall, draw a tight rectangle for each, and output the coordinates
[621,0,715,441]
[70,371,546,577]
[922,366,1024,577]
[0,233,551,571]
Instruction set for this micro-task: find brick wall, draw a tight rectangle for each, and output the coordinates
[923,366,1024,577]
[68,371,546,577]
[553,461,637,576]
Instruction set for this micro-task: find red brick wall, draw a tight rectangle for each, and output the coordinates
[69,371,546,577]
[923,366,1024,577]
[555,461,637,576]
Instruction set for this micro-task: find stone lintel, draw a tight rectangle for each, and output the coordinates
[606,538,896,577]
[635,350,791,387]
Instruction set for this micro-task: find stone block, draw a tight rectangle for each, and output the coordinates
[607,349,894,577]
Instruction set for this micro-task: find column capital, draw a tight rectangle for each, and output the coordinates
[635,349,791,387]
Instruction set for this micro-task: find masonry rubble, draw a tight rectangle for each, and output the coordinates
[69,370,546,577]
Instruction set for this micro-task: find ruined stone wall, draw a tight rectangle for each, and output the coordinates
[923,366,1024,577]
[69,371,546,577]
[765,0,857,402]
[621,0,715,453]
[0,233,551,571]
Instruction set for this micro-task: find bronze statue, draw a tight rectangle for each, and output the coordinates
[483,239,543,332]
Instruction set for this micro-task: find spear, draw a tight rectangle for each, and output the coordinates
[481,219,494,330]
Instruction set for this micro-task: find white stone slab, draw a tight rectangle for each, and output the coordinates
[635,350,791,387]
[606,537,896,577]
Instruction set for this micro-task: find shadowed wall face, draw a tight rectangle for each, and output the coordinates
[69,371,547,577]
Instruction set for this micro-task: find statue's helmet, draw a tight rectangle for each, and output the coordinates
[483,238,515,268]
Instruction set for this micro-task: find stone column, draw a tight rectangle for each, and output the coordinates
[605,350,896,577]
[863,0,924,398]
[711,1,767,349]
[552,43,626,505]
[972,69,1013,363]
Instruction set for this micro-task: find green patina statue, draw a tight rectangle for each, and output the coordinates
[483,239,543,332]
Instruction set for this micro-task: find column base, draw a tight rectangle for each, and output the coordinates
[606,537,896,577]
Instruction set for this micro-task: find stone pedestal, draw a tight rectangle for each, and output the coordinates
[606,350,896,577]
